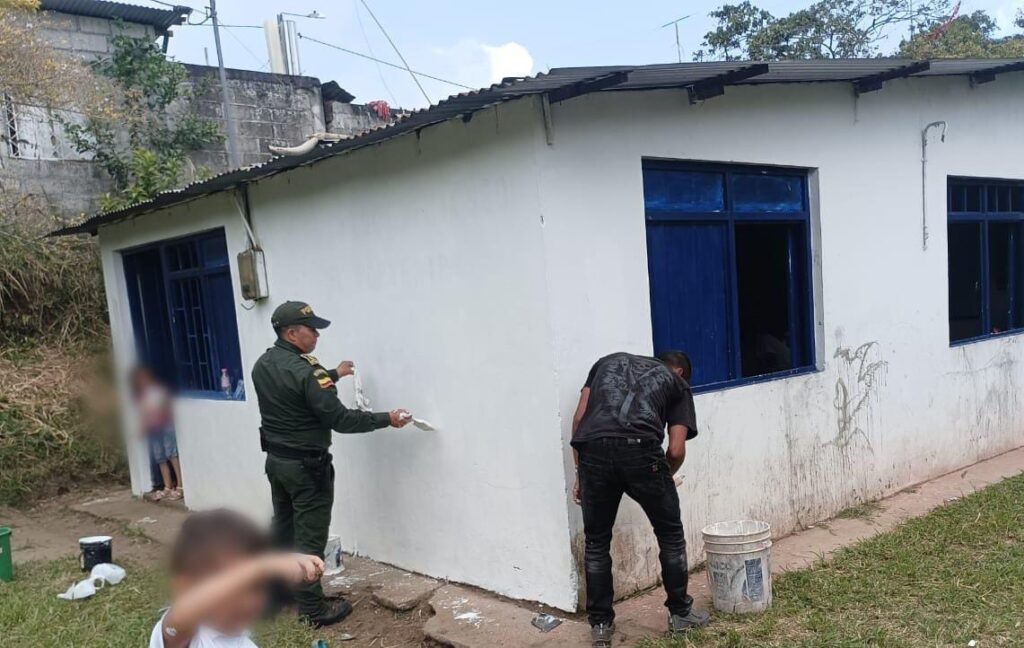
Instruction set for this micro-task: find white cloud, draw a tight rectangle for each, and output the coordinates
[994,0,1024,34]
[481,42,534,83]
[430,39,535,92]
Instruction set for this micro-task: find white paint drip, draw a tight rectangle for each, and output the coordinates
[351,369,374,412]
[327,575,360,588]
[440,595,486,627]
[354,368,438,430]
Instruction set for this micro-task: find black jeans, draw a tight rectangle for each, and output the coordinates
[578,438,692,626]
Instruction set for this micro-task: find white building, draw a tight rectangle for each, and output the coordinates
[56,59,1024,611]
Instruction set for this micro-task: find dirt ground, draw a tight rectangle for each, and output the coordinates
[1,488,162,565]
[331,599,437,647]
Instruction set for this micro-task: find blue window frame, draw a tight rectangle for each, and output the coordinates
[643,161,815,390]
[122,229,243,398]
[947,177,1024,344]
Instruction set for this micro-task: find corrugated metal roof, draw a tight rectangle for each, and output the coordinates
[51,58,1024,237]
[39,0,191,32]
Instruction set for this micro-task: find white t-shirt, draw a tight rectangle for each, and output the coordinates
[149,614,258,648]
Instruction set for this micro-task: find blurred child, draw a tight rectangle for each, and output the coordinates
[132,366,183,501]
[149,509,324,648]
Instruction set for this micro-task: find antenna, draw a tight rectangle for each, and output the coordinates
[265,10,326,75]
[660,15,692,63]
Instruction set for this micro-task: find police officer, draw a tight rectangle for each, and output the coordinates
[252,300,411,627]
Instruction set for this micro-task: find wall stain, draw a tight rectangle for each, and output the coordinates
[832,341,887,452]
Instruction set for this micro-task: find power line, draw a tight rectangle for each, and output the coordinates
[221,24,269,71]
[139,0,210,25]
[356,0,431,104]
[354,0,398,106]
[298,34,474,90]
[186,22,262,28]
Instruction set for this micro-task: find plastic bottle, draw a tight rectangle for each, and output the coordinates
[220,368,232,399]
[233,378,245,401]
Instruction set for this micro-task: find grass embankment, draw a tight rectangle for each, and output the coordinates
[642,473,1024,647]
[0,213,126,505]
[0,559,318,647]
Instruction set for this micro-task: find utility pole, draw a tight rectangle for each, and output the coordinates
[209,0,241,168]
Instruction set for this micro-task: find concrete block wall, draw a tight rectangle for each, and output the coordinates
[37,10,154,60]
[6,11,393,219]
[183,66,327,169]
[0,141,114,221]
[327,102,392,137]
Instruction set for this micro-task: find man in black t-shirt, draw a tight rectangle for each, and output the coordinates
[571,351,710,647]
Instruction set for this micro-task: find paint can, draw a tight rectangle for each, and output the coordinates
[79,536,113,572]
[0,526,13,582]
[702,520,773,614]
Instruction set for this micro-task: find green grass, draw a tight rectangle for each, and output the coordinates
[0,558,318,647]
[834,499,882,520]
[641,473,1024,647]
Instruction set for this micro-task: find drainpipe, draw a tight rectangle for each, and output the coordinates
[921,121,947,251]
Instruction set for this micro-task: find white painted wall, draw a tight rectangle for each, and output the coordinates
[536,74,1024,596]
[97,72,1024,610]
[99,103,579,609]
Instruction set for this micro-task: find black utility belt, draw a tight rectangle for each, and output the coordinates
[584,436,661,447]
[261,439,330,462]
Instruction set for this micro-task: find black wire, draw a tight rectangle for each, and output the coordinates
[298,34,474,90]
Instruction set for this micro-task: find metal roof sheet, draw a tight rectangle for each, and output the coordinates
[51,58,1024,237]
[39,0,191,32]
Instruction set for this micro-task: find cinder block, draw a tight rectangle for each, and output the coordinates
[241,153,270,166]
[272,124,304,141]
[77,16,113,35]
[116,23,151,39]
[240,121,275,139]
[67,31,110,55]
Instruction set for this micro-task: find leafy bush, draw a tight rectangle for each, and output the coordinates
[63,33,222,211]
[0,211,107,347]
[0,210,125,506]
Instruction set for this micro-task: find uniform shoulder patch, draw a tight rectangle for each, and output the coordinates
[300,353,320,366]
[313,368,334,389]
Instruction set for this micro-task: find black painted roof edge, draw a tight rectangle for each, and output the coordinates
[39,0,191,33]
[51,58,1024,237]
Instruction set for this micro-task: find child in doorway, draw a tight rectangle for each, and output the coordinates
[132,366,183,501]
[149,509,324,648]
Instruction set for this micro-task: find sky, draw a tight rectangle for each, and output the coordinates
[152,0,1024,109]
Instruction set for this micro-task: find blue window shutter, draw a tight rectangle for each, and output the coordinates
[122,228,245,398]
[203,270,243,389]
[646,222,732,386]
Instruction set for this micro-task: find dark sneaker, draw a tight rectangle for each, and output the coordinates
[591,622,615,648]
[669,608,711,633]
[303,598,353,628]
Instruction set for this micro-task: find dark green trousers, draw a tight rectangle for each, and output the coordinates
[265,453,334,617]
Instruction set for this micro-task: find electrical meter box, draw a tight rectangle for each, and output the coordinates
[237,248,268,301]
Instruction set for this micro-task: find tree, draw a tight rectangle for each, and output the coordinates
[694,2,775,61]
[898,10,1024,58]
[63,34,222,211]
[698,0,953,60]
[0,0,114,143]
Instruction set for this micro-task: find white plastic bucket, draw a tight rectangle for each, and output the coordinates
[702,520,773,614]
[324,535,345,575]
